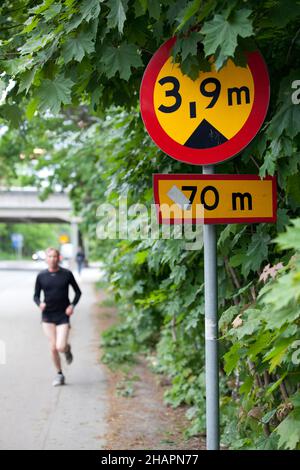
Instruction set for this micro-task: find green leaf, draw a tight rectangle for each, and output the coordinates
[259,283,300,325]
[277,70,300,106]
[234,311,261,340]
[276,208,290,233]
[80,0,101,22]
[267,72,300,140]
[245,231,270,274]
[266,373,288,397]
[263,338,293,372]
[202,9,253,67]
[25,97,39,120]
[260,0,300,28]
[19,33,56,56]
[1,57,32,75]
[0,104,23,128]
[175,0,201,32]
[276,408,300,449]
[259,150,277,177]
[21,16,40,34]
[247,330,274,360]
[172,32,201,62]
[62,30,95,63]
[36,75,74,114]
[180,55,210,80]
[102,43,143,80]
[291,392,300,408]
[275,219,300,251]
[229,253,244,268]
[29,0,54,15]
[232,281,253,299]
[261,408,277,424]
[18,68,37,94]
[42,3,62,21]
[147,0,161,20]
[256,433,280,450]
[268,103,300,140]
[219,305,239,332]
[218,224,238,249]
[239,375,253,395]
[133,0,146,17]
[134,249,148,265]
[224,342,241,374]
[65,14,85,33]
[107,0,128,34]
[287,173,300,206]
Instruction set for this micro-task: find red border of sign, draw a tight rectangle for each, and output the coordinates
[140,38,270,165]
[153,174,277,224]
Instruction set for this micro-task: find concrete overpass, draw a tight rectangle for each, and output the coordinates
[0,188,81,260]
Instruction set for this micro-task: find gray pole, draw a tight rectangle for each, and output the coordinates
[203,164,219,450]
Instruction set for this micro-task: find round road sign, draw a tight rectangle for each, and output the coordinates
[140,37,270,165]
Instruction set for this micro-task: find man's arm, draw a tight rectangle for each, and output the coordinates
[69,272,82,307]
[33,275,42,307]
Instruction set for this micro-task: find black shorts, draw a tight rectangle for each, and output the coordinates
[42,312,70,326]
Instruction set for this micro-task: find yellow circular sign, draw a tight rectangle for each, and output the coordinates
[140,38,270,165]
[154,58,254,148]
[59,234,69,244]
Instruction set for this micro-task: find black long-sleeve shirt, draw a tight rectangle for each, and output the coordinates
[34,267,82,314]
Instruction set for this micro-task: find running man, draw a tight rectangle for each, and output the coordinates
[34,247,82,386]
[76,247,85,275]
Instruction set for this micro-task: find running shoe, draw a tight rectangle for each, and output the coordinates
[65,344,73,365]
[52,373,65,387]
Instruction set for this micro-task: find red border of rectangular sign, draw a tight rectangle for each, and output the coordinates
[153,174,277,225]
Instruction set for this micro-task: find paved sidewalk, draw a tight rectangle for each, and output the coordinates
[0,266,107,450]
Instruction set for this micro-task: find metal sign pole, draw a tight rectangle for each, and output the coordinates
[203,164,219,450]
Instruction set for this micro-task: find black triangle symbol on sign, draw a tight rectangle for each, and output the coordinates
[184,119,228,149]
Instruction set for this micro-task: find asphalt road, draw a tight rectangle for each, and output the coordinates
[0,262,108,450]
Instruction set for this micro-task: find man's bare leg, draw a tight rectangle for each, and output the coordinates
[42,322,62,372]
[56,324,70,353]
[56,324,73,365]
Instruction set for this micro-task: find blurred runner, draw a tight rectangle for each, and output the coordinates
[34,247,82,386]
[76,247,86,275]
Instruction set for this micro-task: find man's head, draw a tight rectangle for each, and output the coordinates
[46,247,60,270]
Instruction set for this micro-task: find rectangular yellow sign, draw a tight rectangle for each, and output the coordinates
[153,174,277,224]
